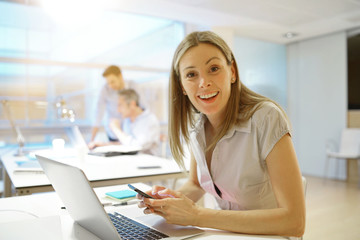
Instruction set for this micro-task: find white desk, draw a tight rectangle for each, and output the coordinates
[1,149,187,197]
[0,183,285,240]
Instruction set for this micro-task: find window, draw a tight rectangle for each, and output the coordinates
[0,1,184,140]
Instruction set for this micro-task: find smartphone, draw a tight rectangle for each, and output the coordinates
[128,184,155,199]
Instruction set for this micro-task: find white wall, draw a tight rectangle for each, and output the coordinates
[233,36,287,109]
[287,32,347,179]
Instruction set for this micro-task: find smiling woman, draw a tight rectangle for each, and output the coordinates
[137,31,306,238]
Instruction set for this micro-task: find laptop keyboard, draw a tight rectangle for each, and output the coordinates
[109,212,169,240]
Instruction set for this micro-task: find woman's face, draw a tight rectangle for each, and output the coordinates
[179,43,235,120]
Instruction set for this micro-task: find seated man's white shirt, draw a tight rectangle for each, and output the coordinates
[121,109,160,155]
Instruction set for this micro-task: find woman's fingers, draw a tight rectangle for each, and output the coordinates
[137,186,184,219]
[137,200,147,208]
[136,189,158,200]
[151,185,167,197]
[143,207,154,214]
[141,198,168,215]
[140,193,199,226]
[141,203,166,215]
[136,186,175,201]
[156,188,182,198]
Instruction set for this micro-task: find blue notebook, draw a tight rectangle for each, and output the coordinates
[105,190,137,199]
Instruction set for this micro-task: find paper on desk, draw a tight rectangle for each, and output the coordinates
[14,160,44,173]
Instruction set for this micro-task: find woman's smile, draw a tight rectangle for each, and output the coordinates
[198,92,219,100]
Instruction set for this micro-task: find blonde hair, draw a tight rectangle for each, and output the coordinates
[169,31,284,170]
[103,65,122,77]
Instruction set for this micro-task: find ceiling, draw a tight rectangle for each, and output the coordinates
[104,0,360,44]
[3,0,360,44]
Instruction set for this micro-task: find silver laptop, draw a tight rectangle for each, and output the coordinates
[36,154,203,240]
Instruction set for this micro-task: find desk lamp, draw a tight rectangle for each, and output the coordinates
[1,100,26,156]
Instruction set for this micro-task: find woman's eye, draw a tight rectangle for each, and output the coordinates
[186,72,195,78]
[210,66,219,72]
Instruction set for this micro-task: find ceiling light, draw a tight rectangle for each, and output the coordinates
[40,0,104,29]
[283,32,298,39]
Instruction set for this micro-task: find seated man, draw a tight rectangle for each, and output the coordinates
[90,89,161,156]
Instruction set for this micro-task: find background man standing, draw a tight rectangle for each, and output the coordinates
[89,65,125,148]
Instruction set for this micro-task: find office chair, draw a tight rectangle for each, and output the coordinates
[324,128,360,181]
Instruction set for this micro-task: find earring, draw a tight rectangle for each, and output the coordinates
[183,91,187,95]
[231,77,235,82]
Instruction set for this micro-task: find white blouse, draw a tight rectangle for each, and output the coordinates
[189,102,291,210]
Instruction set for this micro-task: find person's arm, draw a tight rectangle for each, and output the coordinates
[88,141,115,149]
[90,126,99,142]
[176,154,205,202]
[109,119,130,145]
[142,134,305,237]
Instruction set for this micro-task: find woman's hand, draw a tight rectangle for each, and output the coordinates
[137,185,171,212]
[88,141,107,149]
[137,186,201,226]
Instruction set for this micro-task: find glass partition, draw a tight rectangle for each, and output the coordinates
[0,1,184,140]
[0,1,184,148]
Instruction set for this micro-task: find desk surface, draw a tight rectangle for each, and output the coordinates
[0,183,285,240]
[1,149,187,196]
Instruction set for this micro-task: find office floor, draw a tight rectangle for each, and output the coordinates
[303,175,360,240]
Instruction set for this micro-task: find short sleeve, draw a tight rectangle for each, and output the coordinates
[255,102,291,162]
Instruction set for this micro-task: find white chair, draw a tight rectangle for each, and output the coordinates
[324,128,360,181]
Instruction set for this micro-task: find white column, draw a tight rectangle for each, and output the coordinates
[287,31,347,179]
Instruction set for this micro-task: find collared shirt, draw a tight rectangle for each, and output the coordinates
[121,109,160,156]
[189,102,291,210]
[94,84,123,140]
